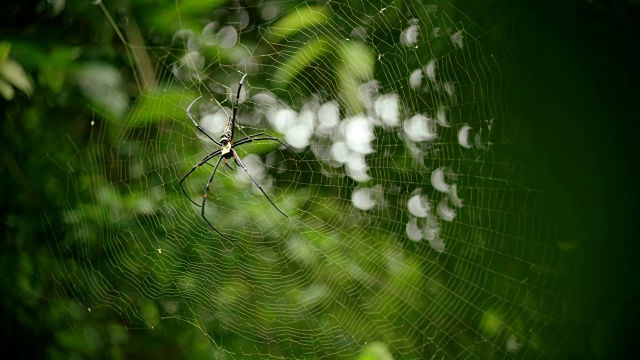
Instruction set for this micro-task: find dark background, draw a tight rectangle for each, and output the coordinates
[516,0,639,357]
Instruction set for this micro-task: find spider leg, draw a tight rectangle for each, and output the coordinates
[229,74,248,140]
[201,156,235,241]
[223,158,234,171]
[187,96,221,146]
[233,136,294,153]
[180,149,222,207]
[231,132,284,147]
[231,149,288,218]
[233,132,266,143]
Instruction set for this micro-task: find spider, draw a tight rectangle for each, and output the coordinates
[180,74,289,241]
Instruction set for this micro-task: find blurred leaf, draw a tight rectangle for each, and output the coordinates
[151,0,226,34]
[8,41,48,69]
[55,324,103,356]
[0,42,10,62]
[0,57,34,98]
[271,36,330,85]
[337,41,374,115]
[108,323,130,345]
[265,5,330,43]
[178,0,226,14]
[358,342,394,360]
[141,301,160,327]
[0,79,14,100]
[75,62,129,120]
[339,41,374,80]
[129,89,194,127]
[481,310,503,336]
[50,0,66,16]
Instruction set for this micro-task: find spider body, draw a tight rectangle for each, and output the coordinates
[180,74,290,241]
[219,103,235,154]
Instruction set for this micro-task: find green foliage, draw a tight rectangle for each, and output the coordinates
[129,89,195,126]
[358,342,394,360]
[271,36,331,84]
[265,5,330,42]
[0,42,34,100]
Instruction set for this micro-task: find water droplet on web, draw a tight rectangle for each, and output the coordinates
[436,106,450,127]
[474,129,485,149]
[424,59,436,83]
[344,115,375,155]
[429,237,446,252]
[261,3,279,20]
[173,51,204,81]
[448,184,464,208]
[317,101,339,132]
[299,107,315,133]
[404,114,437,142]
[202,22,219,46]
[437,199,456,222]
[172,29,196,46]
[400,23,419,47]
[331,142,350,164]
[458,125,473,149]
[407,193,430,218]
[270,108,297,133]
[252,91,277,107]
[346,153,370,182]
[431,167,450,193]
[117,8,129,28]
[374,94,399,127]
[351,26,368,40]
[237,10,250,29]
[443,82,454,96]
[451,30,464,49]
[352,187,375,210]
[422,215,440,242]
[359,80,381,109]
[217,25,238,49]
[409,69,423,90]
[285,124,312,150]
[431,27,441,39]
[505,334,522,353]
[406,218,422,241]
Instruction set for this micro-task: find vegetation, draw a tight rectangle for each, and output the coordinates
[1,0,637,358]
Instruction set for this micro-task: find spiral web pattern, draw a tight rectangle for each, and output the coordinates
[50,1,574,358]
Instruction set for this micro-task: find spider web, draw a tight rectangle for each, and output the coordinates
[48,0,576,358]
